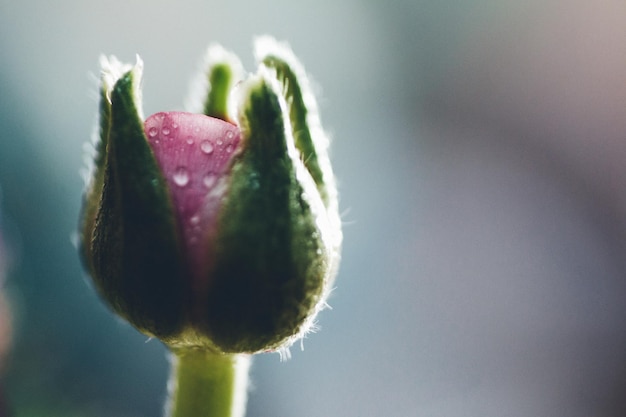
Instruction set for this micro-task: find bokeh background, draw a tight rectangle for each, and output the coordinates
[1,0,626,416]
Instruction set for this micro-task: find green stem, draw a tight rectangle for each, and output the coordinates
[166,349,251,417]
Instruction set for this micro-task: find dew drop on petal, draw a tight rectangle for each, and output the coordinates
[186,137,194,145]
[203,173,217,188]
[226,144,233,153]
[226,130,234,140]
[148,127,158,137]
[162,127,171,135]
[190,215,200,225]
[173,167,189,187]
[200,141,214,154]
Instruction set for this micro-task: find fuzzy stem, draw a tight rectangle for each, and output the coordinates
[166,349,250,417]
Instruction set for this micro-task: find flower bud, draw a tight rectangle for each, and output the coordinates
[80,38,342,353]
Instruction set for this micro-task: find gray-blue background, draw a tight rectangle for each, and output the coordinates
[1,1,626,416]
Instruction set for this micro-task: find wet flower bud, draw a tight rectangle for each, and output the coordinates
[80,38,342,353]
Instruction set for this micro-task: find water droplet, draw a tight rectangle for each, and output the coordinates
[226,130,234,140]
[148,127,158,137]
[226,144,233,153]
[172,123,178,129]
[200,141,214,154]
[173,167,189,187]
[190,215,200,225]
[162,127,171,135]
[186,137,194,145]
[203,174,217,188]
[217,139,223,146]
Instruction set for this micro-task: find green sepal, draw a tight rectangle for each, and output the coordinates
[258,49,329,206]
[80,82,112,267]
[86,65,187,339]
[200,45,243,123]
[203,75,326,352]
[203,63,235,121]
[256,37,343,305]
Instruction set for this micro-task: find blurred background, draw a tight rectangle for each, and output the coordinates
[1,0,626,416]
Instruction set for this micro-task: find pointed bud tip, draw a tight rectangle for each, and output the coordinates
[99,55,143,103]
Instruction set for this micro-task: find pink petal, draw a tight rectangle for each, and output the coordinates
[144,112,241,287]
